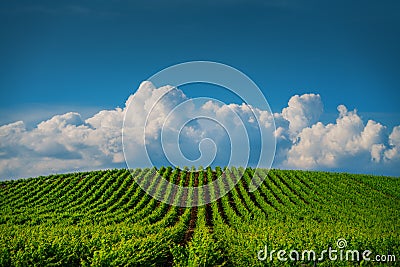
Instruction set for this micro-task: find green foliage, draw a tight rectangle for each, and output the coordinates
[0,168,399,266]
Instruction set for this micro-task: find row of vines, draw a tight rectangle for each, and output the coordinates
[0,168,399,266]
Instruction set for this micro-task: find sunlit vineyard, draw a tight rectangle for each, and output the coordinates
[0,167,399,266]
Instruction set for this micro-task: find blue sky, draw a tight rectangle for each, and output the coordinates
[0,1,400,179]
[1,1,399,120]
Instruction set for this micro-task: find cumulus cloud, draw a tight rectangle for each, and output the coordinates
[283,104,398,174]
[383,126,400,161]
[0,108,125,179]
[282,93,323,136]
[0,81,399,180]
[123,82,275,168]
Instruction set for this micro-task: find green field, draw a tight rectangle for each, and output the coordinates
[0,167,399,266]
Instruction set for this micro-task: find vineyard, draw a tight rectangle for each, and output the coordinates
[0,167,399,266]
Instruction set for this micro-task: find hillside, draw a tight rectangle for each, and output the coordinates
[0,168,399,266]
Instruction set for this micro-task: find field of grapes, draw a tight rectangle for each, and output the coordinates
[0,167,399,266]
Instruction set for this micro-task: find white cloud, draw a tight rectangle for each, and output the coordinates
[122,82,275,168]
[0,82,399,180]
[371,144,385,163]
[383,126,400,161]
[283,104,398,174]
[282,93,323,136]
[0,107,125,179]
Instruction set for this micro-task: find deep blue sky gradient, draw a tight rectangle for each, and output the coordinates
[1,0,399,127]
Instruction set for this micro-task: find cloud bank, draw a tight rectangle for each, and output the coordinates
[0,82,399,179]
[122,81,274,169]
